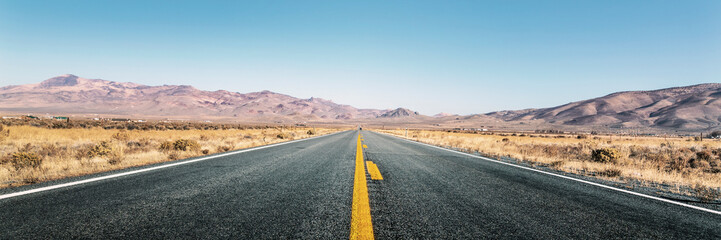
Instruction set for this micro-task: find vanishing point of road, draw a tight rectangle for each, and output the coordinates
[1,130,719,239]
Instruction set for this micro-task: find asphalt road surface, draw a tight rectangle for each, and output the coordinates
[1,130,719,239]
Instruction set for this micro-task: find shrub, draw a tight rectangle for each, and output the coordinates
[688,159,711,169]
[277,133,291,139]
[88,141,114,158]
[159,141,174,152]
[202,149,210,155]
[173,139,200,151]
[10,152,43,169]
[591,148,621,163]
[112,131,130,141]
[38,144,65,157]
[160,139,200,151]
[217,145,232,152]
[167,152,180,160]
[598,168,622,177]
[577,134,588,139]
[307,129,316,135]
[501,138,510,142]
[696,151,713,161]
[107,154,123,165]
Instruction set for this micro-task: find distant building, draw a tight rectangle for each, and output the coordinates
[111,118,131,122]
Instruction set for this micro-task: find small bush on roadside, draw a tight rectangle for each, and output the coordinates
[173,139,200,151]
[688,159,711,169]
[201,149,210,155]
[577,134,588,139]
[549,160,565,169]
[598,168,622,177]
[10,152,43,169]
[696,151,713,161]
[160,139,201,152]
[107,154,123,165]
[217,145,232,152]
[501,138,510,142]
[307,129,316,135]
[159,141,174,152]
[591,148,621,163]
[277,133,291,139]
[88,141,114,158]
[167,152,180,160]
[38,144,65,157]
[112,130,130,141]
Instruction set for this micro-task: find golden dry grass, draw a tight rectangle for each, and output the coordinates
[377,129,721,201]
[0,125,342,188]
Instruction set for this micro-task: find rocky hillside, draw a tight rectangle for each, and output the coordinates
[486,83,721,130]
[0,74,391,121]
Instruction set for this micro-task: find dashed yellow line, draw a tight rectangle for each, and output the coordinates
[350,132,374,240]
[366,161,383,180]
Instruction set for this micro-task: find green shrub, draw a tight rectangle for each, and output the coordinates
[160,139,200,151]
[88,141,114,158]
[173,139,200,151]
[10,152,42,169]
[591,148,621,163]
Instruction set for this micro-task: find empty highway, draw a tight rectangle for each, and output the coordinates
[0,130,719,239]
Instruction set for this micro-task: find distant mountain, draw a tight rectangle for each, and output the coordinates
[2,74,718,131]
[378,108,419,118]
[0,74,397,121]
[486,83,721,130]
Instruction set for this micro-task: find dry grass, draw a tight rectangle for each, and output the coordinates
[377,129,721,202]
[0,125,342,188]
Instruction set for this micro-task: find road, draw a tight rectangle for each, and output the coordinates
[0,130,719,239]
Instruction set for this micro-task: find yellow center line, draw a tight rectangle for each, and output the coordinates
[366,161,383,180]
[350,132,374,240]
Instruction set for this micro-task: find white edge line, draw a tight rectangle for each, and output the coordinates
[0,130,349,200]
[371,131,721,216]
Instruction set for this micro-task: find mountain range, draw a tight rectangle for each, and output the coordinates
[485,83,721,130]
[1,74,719,131]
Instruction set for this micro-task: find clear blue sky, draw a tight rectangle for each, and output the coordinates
[1,0,719,115]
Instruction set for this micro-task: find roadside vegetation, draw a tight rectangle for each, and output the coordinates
[0,120,341,188]
[377,129,721,202]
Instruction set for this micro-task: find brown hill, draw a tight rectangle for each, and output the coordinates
[378,108,419,118]
[0,74,390,122]
[485,83,721,130]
